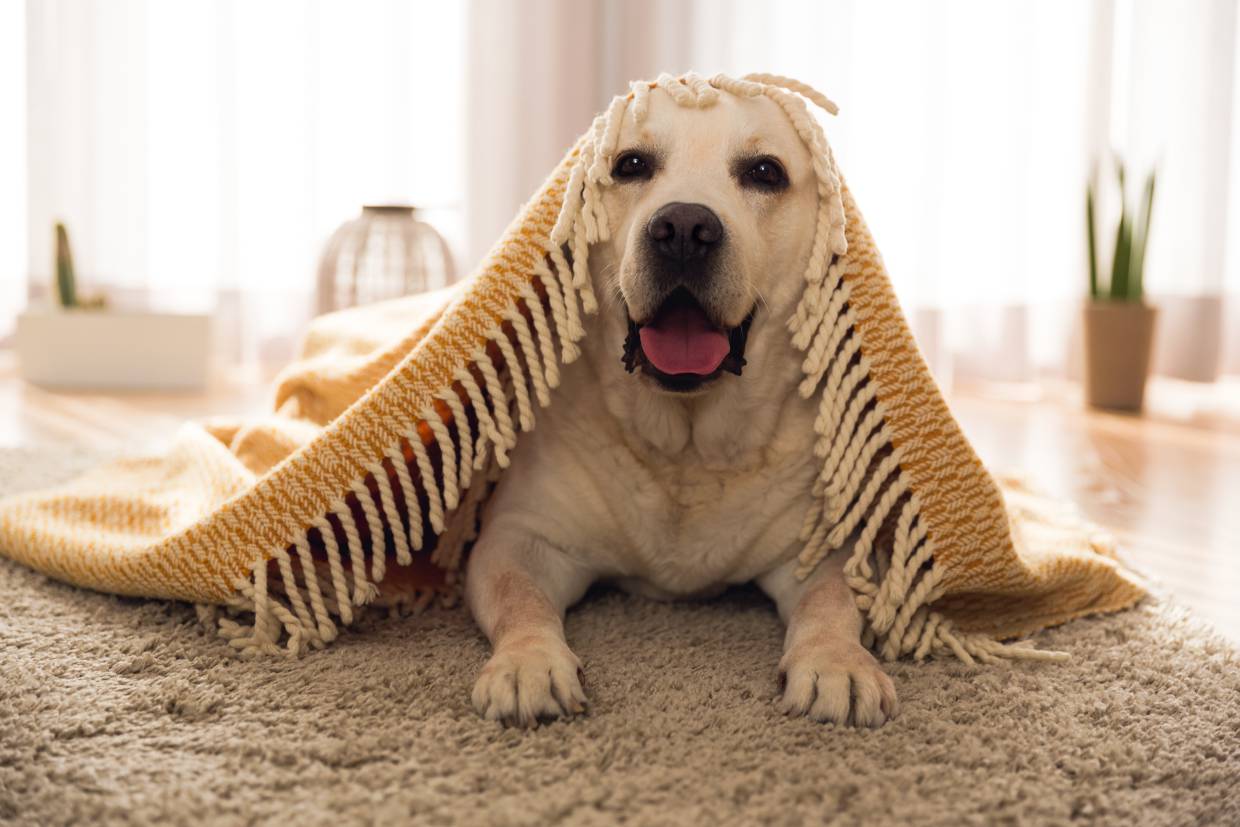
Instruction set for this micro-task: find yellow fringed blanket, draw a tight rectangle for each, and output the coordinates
[0,73,1145,662]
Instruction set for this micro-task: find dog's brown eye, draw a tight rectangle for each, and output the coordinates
[743,158,788,190]
[613,151,653,181]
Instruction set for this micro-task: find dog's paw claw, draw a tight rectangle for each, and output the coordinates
[778,642,898,728]
[472,638,586,727]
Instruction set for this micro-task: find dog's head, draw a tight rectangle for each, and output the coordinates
[590,86,821,395]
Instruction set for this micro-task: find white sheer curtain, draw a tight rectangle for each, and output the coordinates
[467,0,1240,387]
[18,0,465,367]
[0,2,25,338]
[9,0,1240,387]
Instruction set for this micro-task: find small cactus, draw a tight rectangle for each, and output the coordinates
[1086,159,1156,303]
[55,222,77,308]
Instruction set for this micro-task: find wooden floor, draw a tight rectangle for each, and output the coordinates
[951,379,1240,642]
[1,351,1236,643]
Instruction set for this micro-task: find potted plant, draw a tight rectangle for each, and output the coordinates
[15,222,211,390]
[1083,161,1157,412]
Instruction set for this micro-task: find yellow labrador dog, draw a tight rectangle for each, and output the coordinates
[466,88,898,728]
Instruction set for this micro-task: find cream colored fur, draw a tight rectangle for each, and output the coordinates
[466,90,897,728]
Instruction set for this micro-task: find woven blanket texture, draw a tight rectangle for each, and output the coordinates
[0,73,1145,663]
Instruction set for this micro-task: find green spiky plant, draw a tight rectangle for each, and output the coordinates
[1087,159,1156,303]
[52,222,105,309]
[54,222,78,308]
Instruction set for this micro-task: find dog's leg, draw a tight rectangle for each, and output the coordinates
[757,549,898,727]
[465,527,594,727]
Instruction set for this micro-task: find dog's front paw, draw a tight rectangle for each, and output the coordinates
[778,640,898,727]
[472,635,587,727]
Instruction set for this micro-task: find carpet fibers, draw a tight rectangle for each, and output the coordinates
[1,446,1238,826]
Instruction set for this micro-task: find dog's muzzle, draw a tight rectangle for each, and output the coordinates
[622,288,755,393]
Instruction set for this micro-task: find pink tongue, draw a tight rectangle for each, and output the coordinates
[638,303,730,376]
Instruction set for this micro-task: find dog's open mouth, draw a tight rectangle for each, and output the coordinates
[622,288,755,392]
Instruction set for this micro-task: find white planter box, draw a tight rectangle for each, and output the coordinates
[15,309,211,391]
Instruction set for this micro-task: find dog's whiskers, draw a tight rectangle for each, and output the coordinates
[598,263,625,305]
[751,285,770,313]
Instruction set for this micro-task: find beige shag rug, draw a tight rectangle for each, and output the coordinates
[1,445,1238,826]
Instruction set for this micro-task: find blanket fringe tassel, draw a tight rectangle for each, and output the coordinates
[201,198,597,657]
[780,101,1068,663]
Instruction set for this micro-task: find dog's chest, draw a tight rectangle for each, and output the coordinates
[488,339,823,595]
[501,400,819,595]
[608,452,815,595]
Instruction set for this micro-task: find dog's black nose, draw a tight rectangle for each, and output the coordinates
[646,202,723,263]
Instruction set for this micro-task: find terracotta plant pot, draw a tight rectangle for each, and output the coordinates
[1082,301,1157,412]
